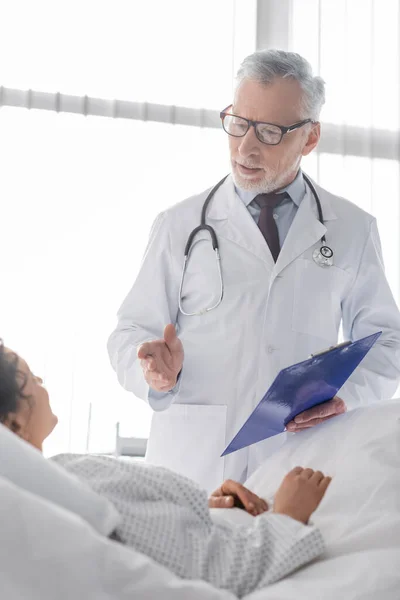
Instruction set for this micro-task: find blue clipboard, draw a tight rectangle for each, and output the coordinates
[221,331,382,457]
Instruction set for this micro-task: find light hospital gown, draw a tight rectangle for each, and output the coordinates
[51,454,324,598]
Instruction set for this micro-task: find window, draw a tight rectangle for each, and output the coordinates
[0,1,256,455]
[292,0,400,299]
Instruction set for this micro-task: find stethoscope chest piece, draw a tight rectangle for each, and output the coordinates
[313,245,334,268]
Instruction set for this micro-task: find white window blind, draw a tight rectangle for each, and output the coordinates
[0,0,249,107]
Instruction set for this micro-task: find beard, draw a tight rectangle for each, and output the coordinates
[231,158,299,194]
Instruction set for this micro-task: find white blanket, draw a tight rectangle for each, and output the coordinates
[51,453,322,598]
[216,401,400,600]
[0,475,236,600]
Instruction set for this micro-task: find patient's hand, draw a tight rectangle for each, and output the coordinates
[274,467,331,524]
[209,480,268,516]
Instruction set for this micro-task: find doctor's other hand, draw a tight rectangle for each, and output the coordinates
[274,467,332,524]
[285,396,346,432]
[209,480,268,516]
[137,324,184,392]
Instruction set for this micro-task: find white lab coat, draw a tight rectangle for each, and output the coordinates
[108,175,400,492]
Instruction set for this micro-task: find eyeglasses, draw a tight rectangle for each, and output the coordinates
[220,105,317,146]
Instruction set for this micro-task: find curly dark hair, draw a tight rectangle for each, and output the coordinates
[0,340,30,432]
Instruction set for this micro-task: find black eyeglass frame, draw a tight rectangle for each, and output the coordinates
[219,105,318,146]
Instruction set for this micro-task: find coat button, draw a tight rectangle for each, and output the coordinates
[267,345,275,354]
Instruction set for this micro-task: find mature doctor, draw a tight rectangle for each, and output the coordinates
[108,49,400,494]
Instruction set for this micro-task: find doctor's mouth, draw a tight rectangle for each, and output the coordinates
[234,161,264,178]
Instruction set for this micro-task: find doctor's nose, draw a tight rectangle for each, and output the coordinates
[237,126,263,160]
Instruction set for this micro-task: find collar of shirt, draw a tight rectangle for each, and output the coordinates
[235,169,306,209]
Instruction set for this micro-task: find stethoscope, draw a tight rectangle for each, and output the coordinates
[178,172,334,317]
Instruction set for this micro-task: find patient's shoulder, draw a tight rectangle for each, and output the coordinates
[51,453,148,480]
[51,453,207,505]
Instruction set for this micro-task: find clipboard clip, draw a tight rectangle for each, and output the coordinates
[310,340,352,358]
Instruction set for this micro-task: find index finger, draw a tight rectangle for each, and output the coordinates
[220,480,256,512]
[319,476,332,493]
[290,466,304,475]
[210,486,223,498]
[208,495,235,509]
[294,399,338,424]
[137,342,154,359]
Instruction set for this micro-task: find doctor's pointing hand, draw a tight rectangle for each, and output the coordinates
[108,49,400,492]
[138,325,184,393]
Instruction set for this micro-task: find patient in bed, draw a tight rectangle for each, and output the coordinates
[0,340,331,597]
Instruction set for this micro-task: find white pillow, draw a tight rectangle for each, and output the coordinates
[0,423,120,536]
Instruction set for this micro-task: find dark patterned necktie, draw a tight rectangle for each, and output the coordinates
[254,192,287,262]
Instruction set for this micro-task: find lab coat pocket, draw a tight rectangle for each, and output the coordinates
[145,403,227,493]
[292,258,351,341]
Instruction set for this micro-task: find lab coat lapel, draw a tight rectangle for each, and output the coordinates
[206,176,277,268]
[274,182,336,276]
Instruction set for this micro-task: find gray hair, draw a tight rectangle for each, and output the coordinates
[236,49,325,120]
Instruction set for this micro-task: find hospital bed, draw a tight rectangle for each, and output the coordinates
[1,400,399,599]
[114,421,147,457]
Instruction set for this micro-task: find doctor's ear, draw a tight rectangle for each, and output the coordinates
[301,121,320,157]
